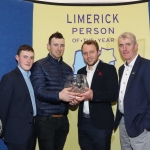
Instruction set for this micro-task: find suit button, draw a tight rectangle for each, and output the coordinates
[29,122,31,124]
[31,112,33,114]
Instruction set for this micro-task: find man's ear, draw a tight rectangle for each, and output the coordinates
[15,55,19,61]
[47,43,50,51]
[135,43,138,51]
[98,50,101,56]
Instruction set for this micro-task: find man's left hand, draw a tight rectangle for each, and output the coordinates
[75,87,93,102]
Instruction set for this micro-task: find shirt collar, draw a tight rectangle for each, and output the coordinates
[49,53,61,62]
[48,54,62,64]
[124,54,138,67]
[86,60,99,72]
[18,65,31,78]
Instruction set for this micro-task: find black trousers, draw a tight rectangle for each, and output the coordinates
[6,122,36,150]
[36,115,69,150]
[78,118,112,150]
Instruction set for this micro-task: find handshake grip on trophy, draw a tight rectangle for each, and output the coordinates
[64,74,89,93]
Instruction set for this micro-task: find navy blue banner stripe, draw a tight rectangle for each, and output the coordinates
[0,0,33,79]
[27,0,149,6]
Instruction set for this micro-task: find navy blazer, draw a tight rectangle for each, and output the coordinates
[78,61,118,130]
[0,67,34,144]
[114,55,150,137]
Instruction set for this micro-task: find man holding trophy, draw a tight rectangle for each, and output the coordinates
[75,40,118,150]
[31,32,79,150]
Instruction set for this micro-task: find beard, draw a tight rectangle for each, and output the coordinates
[86,58,98,67]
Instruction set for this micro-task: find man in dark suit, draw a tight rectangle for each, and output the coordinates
[0,45,36,150]
[74,40,118,150]
[114,32,150,150]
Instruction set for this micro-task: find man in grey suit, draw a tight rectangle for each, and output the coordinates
[114,32,150,150]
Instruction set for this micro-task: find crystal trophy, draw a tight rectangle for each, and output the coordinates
[64,74,88,93]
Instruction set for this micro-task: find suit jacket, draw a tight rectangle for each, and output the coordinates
[78,61,118,130]
[114,55,150,137]
[0,67,34,144]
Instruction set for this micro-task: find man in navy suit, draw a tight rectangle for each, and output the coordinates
[114,32,150,150]
[0,45,36,150]
[75,40,118,150]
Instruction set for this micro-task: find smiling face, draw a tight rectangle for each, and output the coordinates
[16,50,34,72]
[118,37,138,64]
[47,37,65,60]
[82,44,100,70]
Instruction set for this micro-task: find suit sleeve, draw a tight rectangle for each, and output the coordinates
[0,74,14,134]
[143,62,150,130]
[30,62,61,104]
[92,65,118,103]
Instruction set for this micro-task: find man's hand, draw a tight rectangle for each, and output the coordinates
[69,99,79,105]
[76,87,93,102]
[59,87,80,102]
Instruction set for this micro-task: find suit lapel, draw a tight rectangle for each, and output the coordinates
[125,55,141,94]
[15,67,31,98]
[119,66,124,83]
[91,61,102,89]
[79,67,87,76]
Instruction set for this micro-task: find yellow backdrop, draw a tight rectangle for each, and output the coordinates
[33,2,150,150]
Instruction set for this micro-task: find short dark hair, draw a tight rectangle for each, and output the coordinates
[17,45,34,55]
[81,40,99,51]
[48,32,64,44]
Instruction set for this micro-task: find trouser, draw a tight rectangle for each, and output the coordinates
[36,115,69,150]
[78,117,112,150]
[120,116,150,150]
[6,121,36,150]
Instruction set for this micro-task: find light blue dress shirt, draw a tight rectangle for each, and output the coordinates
[18,65,36,116]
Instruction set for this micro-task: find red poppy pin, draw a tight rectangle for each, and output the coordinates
[96,70,102,76]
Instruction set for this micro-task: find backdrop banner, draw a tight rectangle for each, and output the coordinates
[32,1,150,150]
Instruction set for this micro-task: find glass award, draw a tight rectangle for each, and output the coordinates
[64,74,88,93]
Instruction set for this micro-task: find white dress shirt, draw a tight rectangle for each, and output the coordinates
[83,60,99,114]
[119,55,138,114]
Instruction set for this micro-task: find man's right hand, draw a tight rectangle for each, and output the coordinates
[59,87,80,102]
